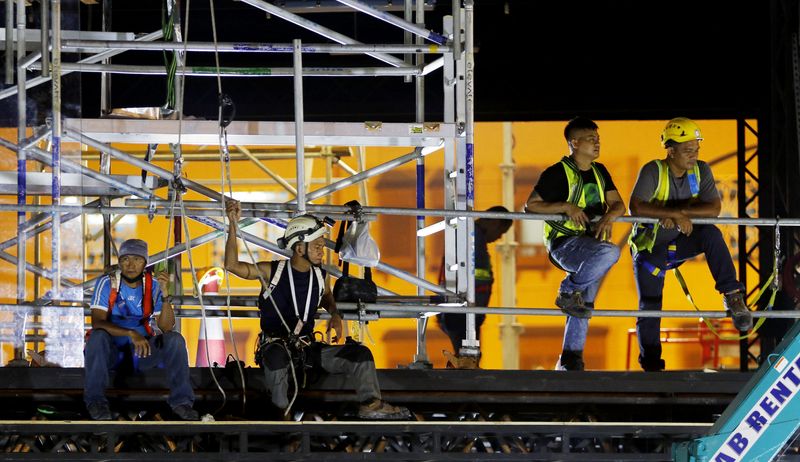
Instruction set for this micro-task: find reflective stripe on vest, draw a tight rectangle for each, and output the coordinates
[109,270,155,337]
[628,159,701,256]
[542,156,606,250]
[475,268,492,282]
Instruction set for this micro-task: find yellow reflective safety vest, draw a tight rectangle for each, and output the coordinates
[628,159,701,256]
[543,156,607,250]
[474,268,492,282]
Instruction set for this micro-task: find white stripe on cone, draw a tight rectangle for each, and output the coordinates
[196,275,226,367]
[196,317,226,367]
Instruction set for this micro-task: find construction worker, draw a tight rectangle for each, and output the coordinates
[438,206,512,369]
[629,117,753,372]
[224,201,410,420]
[525,117,626,371]
[85,239,198,421]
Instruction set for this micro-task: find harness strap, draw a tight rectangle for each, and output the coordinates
[635,240,774,340]
[635,241,679,278]
[107,270,155,337]
[263,260,325,336]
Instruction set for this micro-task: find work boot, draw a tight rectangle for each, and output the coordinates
[724,291,753,331]
[357,399,412,420]
[640,357,666,372]
[555,350,585,371]
[555,291,592,318]
[86,402,112,421]
[442,350,480,369]
[171,404,200,421]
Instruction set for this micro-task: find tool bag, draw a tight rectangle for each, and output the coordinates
[333,261,377,304]
[333,219,378,303]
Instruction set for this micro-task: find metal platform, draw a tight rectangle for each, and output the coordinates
[63,119,454,147]
[0,367,787,460]
[0,172,163,197]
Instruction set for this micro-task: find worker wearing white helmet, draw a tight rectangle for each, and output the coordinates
[629,117,753,372]
[224,200,410,420]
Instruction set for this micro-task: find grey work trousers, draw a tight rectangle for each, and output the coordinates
[260,339,381,410]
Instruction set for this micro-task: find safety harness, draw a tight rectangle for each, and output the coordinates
[255,260,325,358]
[629,160,775,339]
[108,269,156,337]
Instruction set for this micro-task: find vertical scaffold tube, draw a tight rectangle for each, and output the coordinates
[16,0,27,304]
[50,0,61,299]
[413,0,430,367]
[4,0,12,85]
[293,39,305,213]
[40,0,49,78]
[463,0,476,346]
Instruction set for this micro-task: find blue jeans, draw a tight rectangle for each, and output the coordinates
[634,224,744,368]
[84,329,195,408]
[550,236,621,352]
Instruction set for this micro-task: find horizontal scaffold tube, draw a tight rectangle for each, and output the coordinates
[0,30,164,102]
[133,298,800,320]
[29,62,421,77]
[61,40,450,54]
[123,200,800,227]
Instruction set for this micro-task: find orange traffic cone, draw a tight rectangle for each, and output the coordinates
[195,268,226,367]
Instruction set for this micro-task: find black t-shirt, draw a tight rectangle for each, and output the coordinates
[534,160,618,219]
[258,261,326,337]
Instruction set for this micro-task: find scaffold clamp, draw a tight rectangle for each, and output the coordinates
[218,93,236,129]
[147,197,157,223]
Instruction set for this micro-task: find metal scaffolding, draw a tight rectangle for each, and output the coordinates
[0,0,479,369]
[0,0,790,374]
[3,3,800,459]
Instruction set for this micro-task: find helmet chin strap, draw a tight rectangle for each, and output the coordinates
[302,242,321,268]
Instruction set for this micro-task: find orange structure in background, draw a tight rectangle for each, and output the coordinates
[625,321,750,371]
[0,120,759,371]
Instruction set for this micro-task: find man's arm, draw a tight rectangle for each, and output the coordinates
[90,309,152,358]
[154,272,175,332]
[525,190,589,228]
[630,194,720,237]
[321,277,342,343]
[224,200,272,285]
[593,190,626,240]
[629,196,720,219]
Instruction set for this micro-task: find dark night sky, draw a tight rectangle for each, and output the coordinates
[7,0,769,123]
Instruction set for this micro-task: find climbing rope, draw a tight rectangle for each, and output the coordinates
[208,0,247,413]
[162,0,229,416]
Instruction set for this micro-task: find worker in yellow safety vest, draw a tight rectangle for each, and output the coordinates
[629,117,752,372]
[437,206,512,369]
[525,117,626,371]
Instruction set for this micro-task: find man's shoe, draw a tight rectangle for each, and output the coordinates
[555,291,592,318]
[640,358,666,372]
[171,404,200,421]
[442,350,480,369]
[555,351,585,371]
[358,400,412,420]
[724,291,753,331]
[86,402,112,421]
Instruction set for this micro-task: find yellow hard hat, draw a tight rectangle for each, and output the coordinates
[661,117,703,147]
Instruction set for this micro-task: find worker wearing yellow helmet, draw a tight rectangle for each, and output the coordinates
[628,117,752,372]
[223,200,410,420]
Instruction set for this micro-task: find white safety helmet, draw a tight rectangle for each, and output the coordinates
[279,214,329,251]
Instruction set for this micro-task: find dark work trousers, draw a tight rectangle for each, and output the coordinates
[261,340,381,410]
[437,283,491,353]
[84,329,195,408]
[634,224,743,368]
